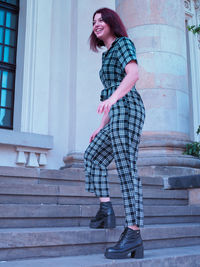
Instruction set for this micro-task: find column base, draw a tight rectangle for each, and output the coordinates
[63,133,200,177]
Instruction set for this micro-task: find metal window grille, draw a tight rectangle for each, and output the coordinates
[0,0,19,129]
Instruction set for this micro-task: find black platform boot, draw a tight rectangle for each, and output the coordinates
[89,201,116,229]
[105,227,144,259]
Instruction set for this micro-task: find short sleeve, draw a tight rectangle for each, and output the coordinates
[117,37,138,69]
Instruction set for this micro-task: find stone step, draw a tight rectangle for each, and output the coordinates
[0,182,188,206]
[1,245,200,267]
[0,224,200,261]
[40,168,164,188]
[0,194,187,206]
[0,166,39,178]
[0,166,164,189]
[138,165,200,178]
[0,204,199,228]
[0,164,200,182]
[0,182,188,199]
[163,174,200,189]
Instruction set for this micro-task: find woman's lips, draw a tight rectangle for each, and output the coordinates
[95,28,104,35]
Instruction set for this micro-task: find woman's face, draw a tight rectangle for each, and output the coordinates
[93,13,112,40]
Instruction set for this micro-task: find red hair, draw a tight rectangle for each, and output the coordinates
[90,8,128,52]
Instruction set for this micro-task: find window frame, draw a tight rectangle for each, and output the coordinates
[0,0,19,129]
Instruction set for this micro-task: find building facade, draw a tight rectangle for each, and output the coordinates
[0,0,200,170]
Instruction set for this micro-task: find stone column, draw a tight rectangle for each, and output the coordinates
[116,0,200,172]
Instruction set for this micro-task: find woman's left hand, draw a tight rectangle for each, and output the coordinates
[97,97,117,114]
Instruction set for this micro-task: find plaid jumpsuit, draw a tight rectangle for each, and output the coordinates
[84,37,145,227]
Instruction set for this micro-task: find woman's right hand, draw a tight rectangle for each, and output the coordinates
[89,110,110,143]
[89,127,102,143]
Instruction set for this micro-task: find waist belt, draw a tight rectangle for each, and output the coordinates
[100,82,121,101]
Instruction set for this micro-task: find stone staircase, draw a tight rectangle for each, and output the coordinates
[0,166,200,266]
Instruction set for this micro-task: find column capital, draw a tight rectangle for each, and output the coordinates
[194,0,200,10]
[184,0,192,11]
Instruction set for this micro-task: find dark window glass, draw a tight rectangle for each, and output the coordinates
[0,45,3,60]
[0,10,4,25]
[0,27,3,41]
[6,12,17,29]
[0,107,12,127]
[4,46,15,63]
[5,29,17,46]
[0,0,19,129]
[1,89,13,107]
[1,0,17,5]
[2,70,14,88]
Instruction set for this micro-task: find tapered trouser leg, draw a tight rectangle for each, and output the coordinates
[110,99,145,227]
[110,131,143,227]
[84,98,145,227]
[84,123,114,197]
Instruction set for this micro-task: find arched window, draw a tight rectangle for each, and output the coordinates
[0,0,19,129]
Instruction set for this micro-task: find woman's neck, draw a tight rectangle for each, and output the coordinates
[104,35,117,50]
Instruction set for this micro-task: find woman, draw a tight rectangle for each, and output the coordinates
[84,7,145,259]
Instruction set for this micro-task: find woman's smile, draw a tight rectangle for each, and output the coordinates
[94,27,104,36]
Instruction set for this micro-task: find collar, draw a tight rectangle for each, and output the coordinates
[103,37,120,57]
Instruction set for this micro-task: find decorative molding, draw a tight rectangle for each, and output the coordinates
[39,153,47,166]
[0,129,53,149]
[16,151,26,165]
[27,152,39,167]
[16,146,48,167]
[0,129,52,168]
[194,0,200,10]
[185,0,192,11]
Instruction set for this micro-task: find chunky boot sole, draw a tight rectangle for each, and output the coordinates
[89,214,116,229]
[105,244,144,259]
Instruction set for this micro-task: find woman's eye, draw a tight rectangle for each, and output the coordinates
[92,18,103,26]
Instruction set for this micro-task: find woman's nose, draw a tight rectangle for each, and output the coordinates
[95,20,100,27]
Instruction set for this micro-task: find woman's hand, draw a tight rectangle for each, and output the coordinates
[89,112,110,143]
[97,97,117,114]
[89,127,102,143]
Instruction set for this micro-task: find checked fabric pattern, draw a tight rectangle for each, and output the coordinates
[84,37,145,227]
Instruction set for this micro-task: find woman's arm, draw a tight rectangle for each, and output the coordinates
[99,112,110,128]
[89,112,110,143]
[97,61,139,114]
